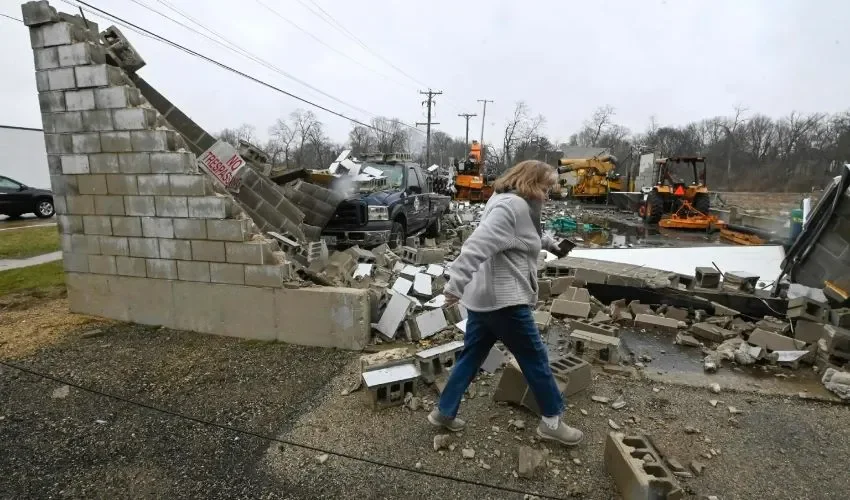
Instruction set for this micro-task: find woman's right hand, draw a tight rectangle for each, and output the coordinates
[444,292,460,306]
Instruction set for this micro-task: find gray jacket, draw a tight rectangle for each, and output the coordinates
[445,193,557,312]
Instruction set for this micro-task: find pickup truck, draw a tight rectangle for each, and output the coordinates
[321,160,450,248]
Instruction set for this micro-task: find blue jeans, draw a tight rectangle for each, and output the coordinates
[437,305,564,418]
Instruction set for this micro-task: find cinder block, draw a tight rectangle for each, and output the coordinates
[169,175,209,196]
[46,67,75,90]
[629,300,652,316]
[22,1,59,26]
[362,362,420,409]
[191,240,225,262]
[177,261,211,282]
[117,152,151,174]
[695,266,721,288]
[63,89,95,111]
[150,152,195,173]
[124,195,156,216]
[822,325,850,357]
[690,322,737,343]
[137,174,170,195]
[830,307,850,327]
[574,267,608,284]
[100,131,132,153]
[110,216,141,237]
[533,311,552,331]
[112,108,155,130]
[88,153,119,173]
[65,195,94,214]
[69,233,100,254]
[206,219,249,242]
[493,354,591,415]
[94,195,125,215]
[70,133,101,153]
[748,328,806,351]
[62,252,89,273]
[98,236,128,256]
[210,263,245,285]
[634,314,679,333]
[274,286,371,350]
[568,318,620,337]
[35,71,49,92]
[57,215,84,233]
[81,110,113,132]
[38,91,66,113]
[33,22,82,47]
[159,239,191,260]
[94,86,131,109]
[44,134,72,154]
[145,258,177,279]
[571,329,621,363]
[787,296,829,323]
[61,155,89,174]
[104,174,138,195]
[550,299,591,318]
[173,218,206,239]
[794,319,827,344]
[415,340,464,383]
[245,264,288,287]
[58,42,102,67]
[155,196,188,218]
[76,174,107,195]
[74,64,120,88]
[404,308,449,341]
[128,237,159,258]
[550,276,573,296]
[188,196,230,219]
[88,254,116,274]
[664,306,689,322]
[537,279,551,300]
[604,433,683,500]
[755,317,791,335]
[131,130,174,152]
[115,256,146,277]
[53,195,67,215]
[33,47,59,69]
[141,217,174,238]
[225,241,274,265]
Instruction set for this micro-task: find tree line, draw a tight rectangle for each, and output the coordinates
[219,104,850,191]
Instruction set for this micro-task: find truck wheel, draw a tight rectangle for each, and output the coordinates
[389,220,405,249]
[425,215,442,238]
[645,191,664,224]
[34,199,55,218]
[693,193,710,214]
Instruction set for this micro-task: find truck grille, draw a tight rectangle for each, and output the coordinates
[327,200,366,227]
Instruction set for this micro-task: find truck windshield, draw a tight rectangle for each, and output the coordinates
[370,164,405,188]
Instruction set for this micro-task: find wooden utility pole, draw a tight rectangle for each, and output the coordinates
[417,89,442,167]
[477,99,493,144]
[458,113,477,145]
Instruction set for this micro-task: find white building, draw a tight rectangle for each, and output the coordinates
[0,125,50,189]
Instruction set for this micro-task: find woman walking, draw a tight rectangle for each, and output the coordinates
[427,160,584,446]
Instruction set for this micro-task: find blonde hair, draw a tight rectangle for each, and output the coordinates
[493,160,557,200]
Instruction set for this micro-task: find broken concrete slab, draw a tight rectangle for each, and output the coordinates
[794,319,828,344]
[755,317,791,335]
[710,301,740,317]
[537,279,552,300]
[404,308,449,341]
[391,276,413,295]
[823,325,850,357]
[517,446,548,479]
[375,293,413,339]
[360,347,413,372]
[634,314,679,333]
[550,276,573,296]
[533,311,552,331]
[551,299,591,319]
[675,332,701,347]
[822,367,850,400]
[593,311,613,323]
[748,328,806,351]
[412,273,433,297]
[560,286,590,303]
[690,322,737,343]
[480,346,506,373]
[628,300,652,316]
[664,306,689,322]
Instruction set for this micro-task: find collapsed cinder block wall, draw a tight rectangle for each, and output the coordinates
[22,0,370,350]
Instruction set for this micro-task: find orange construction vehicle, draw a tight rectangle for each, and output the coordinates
[453,140,493,202]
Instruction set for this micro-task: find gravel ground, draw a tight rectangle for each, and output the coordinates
[2,314,850,499]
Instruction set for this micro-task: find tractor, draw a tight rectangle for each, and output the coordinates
[638,156,711,225]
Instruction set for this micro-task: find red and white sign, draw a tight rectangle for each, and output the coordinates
[198,141,245,189]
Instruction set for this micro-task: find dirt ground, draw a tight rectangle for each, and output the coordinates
[2,296,850,499]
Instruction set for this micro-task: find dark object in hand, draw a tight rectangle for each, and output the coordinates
[554,239,576,258]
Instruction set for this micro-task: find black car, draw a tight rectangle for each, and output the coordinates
[0,175,55,218]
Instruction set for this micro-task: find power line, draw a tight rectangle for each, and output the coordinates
[63,0,422,135]
[0,12,23,22]
[0,359,567,500]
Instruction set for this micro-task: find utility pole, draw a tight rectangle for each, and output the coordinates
[417,89,442,167]
[477,99,493,144]
[457,113,477,145]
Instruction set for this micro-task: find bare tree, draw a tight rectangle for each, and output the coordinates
[348,125,375,157]
[217,123,256,147]
[290,110,320,168]
[370,117,409,153]
[268,118,297,168]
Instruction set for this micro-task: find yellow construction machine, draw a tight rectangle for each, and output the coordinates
[553,154,623,201]
[453,140,493,202]
[639,156,713,227]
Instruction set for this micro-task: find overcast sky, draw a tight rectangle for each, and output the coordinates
[2,0,849,149]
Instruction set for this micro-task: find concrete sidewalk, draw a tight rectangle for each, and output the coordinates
[0,251,62,272]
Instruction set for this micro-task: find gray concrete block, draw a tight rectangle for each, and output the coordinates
[94,195,125,215]
[88,254,116,274]
[98,236,128,256]
[245,265,286,287]
[44,134,72,154]
[50,111,84,132]
[169,175,209,196]
[155,196,188,218]
[210,263,245,285]
[38,91,66,113]
[146,258,177,279]
[22,1,59,26]
[131,130,173,152]
[118,152,151,173]
[62,252,89,273]
[141,217,173,238]
[274,287,371,350]
[124,195,156,216]
[77,174,107,195]
[47,155,62,175]
[88,153,119,173]
[635,314,680,333]
[112,108,155,130]
[69,233,100,254]
[74,64,119,88]
[94,86,131,109]
[115,256,146,277]
[105,174,138,195]
[71,133,101,153]
[150,152,195,173]
[58,42,101,67]
[128,237,159,258]
[80,110,113,131]
[65,195,94,214]
[225,241,273,265]
[177,260,211,282]
[60,154,89,174]
[792,319,827,344]
[110,216,141,237]
[188,196,230,219]
[64,89,95,111]
[206,219,249,241]
[58,215,84,234]
[33,22,81,47]
[35,71,49,92]
[159,239,191,260]
[33,47,59,70]
[551,299,591,318]
[47,67,75,90]
[50,174,78,195]
[137,174,170,195]
[173,218,206,239]
[100,131,132,152]
[191,240,225,262]
[53,195,67,215]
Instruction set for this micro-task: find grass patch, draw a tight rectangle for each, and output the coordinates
[0,260,65,297]
[0,225,61,259]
